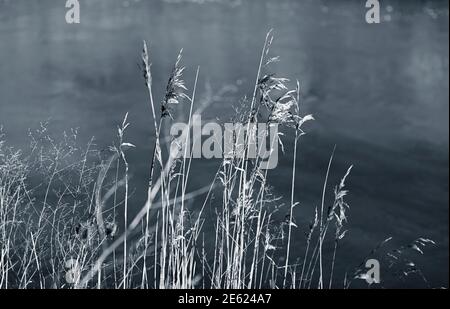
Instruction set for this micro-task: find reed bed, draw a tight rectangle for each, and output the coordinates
[0,32,435,289]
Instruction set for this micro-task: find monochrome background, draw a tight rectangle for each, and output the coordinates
[0,0,448,288]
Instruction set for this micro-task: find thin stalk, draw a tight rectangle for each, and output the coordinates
[283,130,299,288]
[318,146,335,289]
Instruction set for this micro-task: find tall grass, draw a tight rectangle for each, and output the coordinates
[0,32,436,289]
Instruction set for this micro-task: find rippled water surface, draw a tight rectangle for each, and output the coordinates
[0,0,448,287]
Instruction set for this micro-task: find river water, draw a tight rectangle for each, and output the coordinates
[0,0,448,288]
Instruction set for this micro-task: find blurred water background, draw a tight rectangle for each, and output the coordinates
[0,0,448,288]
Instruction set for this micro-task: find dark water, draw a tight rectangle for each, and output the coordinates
[0,0,448,288]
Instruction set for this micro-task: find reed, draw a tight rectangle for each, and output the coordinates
[0,32,436,289]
